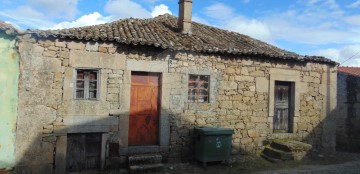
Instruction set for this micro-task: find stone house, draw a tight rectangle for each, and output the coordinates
[336,66,360,152]
[0,22,20,171]
[9,0,338,173]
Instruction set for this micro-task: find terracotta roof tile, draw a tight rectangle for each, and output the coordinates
[28,14,337,65]
[338,66,360,77]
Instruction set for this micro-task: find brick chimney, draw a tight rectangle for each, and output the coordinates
[178,0,193,35]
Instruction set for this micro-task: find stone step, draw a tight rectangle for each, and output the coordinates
[271,139,312,152]
[128,153,162,166]
[129,163,164,173]
[260,153,283,163]
[263,146,293,161]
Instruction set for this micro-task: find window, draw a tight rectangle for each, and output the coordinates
[75,69,98,99]
[188,75,209,103]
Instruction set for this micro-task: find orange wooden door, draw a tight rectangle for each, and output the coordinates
[129,72,160,146]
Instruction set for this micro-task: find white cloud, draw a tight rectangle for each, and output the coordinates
[0,6,53,29]
[200,3,273,42]
[50,3,173,29]
[348,0,360,8]
[27,0,79,20]
[105,0,151,19]
[266,16,352,45]
[151,4,172,17]
[51,12,113,29]
[225,17,273,43]
[204,3,235,20]
[346,15,360,26]
[192,15,210,25]
[315,45,360,66]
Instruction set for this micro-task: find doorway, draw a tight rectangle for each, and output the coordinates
[129,72,161,146]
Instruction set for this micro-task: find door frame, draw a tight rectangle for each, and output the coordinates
[268,69,300,133]
[128,71,162,146]
[118,60,171,155]
[273,81,294,133]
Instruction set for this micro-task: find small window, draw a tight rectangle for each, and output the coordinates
[75,69,98,99]
[188,75,209,103]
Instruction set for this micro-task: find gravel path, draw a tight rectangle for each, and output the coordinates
[254,160,360,174]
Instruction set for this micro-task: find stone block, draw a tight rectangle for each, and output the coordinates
[58,101,110,116]
[99,46,108,53]
[232,95,243,101]
[219,81,237,90]
[107,94,119,102]
[127,60,168,72]
[255,77,269,92]
[20,88,62,107]
[219,101,232,109]
[233,101,248,110]
[241,67,249,75]
[235,76,254,82]
[48,46,59,51]
[63,116,119,126]
[86,42,99,52]
[227,67,236,74]
[108,47,117,53]
[240,138,253,145]
[250,117,267,123]
[69,50,126,69]
[216,63,226,69]
[33,45,44,57]
[243,91,254,97]
[241,60,253,66]
[249,70,265,77]
[67,41,85,50]
[55,40,66,48]
[59,51,69,58]
[108,88,120,94]
[31,57,62,72]
[248,130,257,138]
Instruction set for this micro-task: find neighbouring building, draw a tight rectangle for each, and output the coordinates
[336,66,360,152]
[0,22,20,171]
[5,0,338,173]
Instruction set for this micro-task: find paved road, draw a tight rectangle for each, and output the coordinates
[255,160,360,174]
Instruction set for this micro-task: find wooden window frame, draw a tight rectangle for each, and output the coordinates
[74,69,99,100]
[188,74,210,103]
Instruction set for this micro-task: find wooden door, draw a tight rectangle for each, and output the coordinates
[274,82,291,132]
[66,133,101,172]
[129,72,160,146]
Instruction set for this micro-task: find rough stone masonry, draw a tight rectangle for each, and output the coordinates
[13,33,337,173]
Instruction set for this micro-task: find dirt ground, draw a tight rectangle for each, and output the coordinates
[154,152,360,174]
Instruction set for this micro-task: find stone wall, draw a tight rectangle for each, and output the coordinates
[15,34,337,172]
[336,72,360,152]
[166,52,337,160]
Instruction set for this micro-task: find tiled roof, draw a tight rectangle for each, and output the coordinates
[0,21,18,35]
[338,66,360,77]
[28,14,337,65]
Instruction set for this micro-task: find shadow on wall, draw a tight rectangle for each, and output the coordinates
[336,73,360,152]
[13,101,338,173]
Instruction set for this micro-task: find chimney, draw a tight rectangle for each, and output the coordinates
[178,0,193,35]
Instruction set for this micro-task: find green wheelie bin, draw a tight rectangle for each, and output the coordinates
[194,126,234,167]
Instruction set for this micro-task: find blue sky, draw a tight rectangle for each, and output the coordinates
[1,0,360,66]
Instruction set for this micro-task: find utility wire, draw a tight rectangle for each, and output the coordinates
[341,49,360,65]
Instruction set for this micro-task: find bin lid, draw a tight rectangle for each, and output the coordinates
[194,126,234,135]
